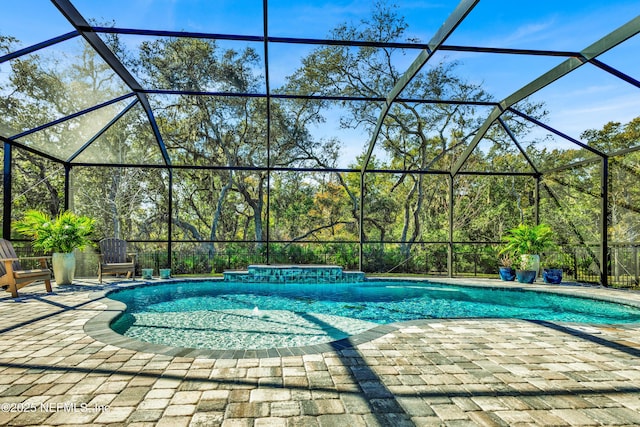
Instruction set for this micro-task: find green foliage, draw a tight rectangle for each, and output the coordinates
[544,251,573,269]
[500,223,556,257]
[499,254,513,268]
[212,257,227,274]
[330,243,359,270]
[172,253,211,275]
[3,5,640,287]
[364,245,405,272]
[13,210,95,253]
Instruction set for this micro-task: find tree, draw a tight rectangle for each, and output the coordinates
[583,118,640,280]
[133,37,343,255]
[0,34,130,220]
[285,2,545,259]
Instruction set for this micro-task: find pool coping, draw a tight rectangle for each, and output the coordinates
[84,277,640,359]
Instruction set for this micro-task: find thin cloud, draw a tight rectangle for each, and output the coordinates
[493,19,557,48]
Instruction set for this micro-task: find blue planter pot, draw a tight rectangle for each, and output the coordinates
[543,268,563,284]
[499,267,516,281]
[516,270,536,284]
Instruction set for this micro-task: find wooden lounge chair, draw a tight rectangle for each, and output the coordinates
[0,238,52,298]
[98,238,136,283]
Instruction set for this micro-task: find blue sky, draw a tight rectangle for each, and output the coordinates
[1,0,639,164]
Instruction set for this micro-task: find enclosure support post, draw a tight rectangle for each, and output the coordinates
[2,142,12,239]
[448,174,454,278]
[168,168,173,270]
[63,164,71,211]
[534,175,540,225]
[262,0,272,266]
[359,172,364,271]
[634,245,639,286]
[266,169,271,265]
[600,156,609,287]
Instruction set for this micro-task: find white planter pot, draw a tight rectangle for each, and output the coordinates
[520,254,540,280]
[52,252,76,285]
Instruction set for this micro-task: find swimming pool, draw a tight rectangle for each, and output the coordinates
[107,279,640,351]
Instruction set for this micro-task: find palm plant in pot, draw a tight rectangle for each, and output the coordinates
[13,210,95,285]
[500,223,555,284]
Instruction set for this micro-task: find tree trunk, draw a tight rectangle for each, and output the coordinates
[400,178,418,258]
[253,187,264,248]
[110,171,121,239]
[209,173,233,257]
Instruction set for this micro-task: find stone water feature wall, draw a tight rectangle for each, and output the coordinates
[223,264,365,283]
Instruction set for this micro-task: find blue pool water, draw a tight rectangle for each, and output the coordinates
[109,280,640,350]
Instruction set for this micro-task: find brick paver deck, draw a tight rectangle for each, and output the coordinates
[1,278,640,426]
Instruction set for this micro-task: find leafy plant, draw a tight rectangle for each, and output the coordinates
[499,254,513,268]
[13,210,95,253]
[519,255,537,271]
[499,223,556,257]
[545,251,573,269]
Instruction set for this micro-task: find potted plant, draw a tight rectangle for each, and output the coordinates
[515,257,537,284]
[500,223,556,283]
[542,253,566,284]
[13,210,95,285]
[542,266,563,284]
[498,254,516,281]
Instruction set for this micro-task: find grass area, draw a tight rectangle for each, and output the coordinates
[367,272,498,279]
[366,272,448,278]
[172,273,223,278]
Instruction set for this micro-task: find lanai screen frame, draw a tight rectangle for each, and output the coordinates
[1,0,640,286]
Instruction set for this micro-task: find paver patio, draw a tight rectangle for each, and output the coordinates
[2,278,640,426]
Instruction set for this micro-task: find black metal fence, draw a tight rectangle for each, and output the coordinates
[453,244,640,288]
[10,240,640,289]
